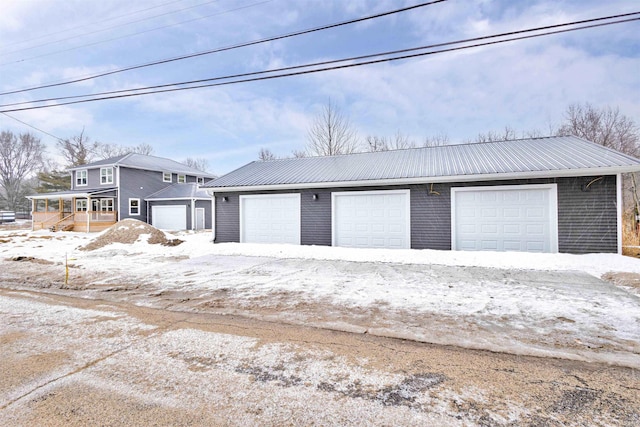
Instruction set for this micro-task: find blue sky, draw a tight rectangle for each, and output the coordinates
[0,0,638,175]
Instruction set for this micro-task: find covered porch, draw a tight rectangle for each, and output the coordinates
[28,189,118,232]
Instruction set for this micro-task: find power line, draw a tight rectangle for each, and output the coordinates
[1,0,190,51]
[0,0,272,67]
[0,112,64,141]
[0,0,447,96]
[1,12,637,111]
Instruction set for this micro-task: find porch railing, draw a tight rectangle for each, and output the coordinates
[49,213,75,232]
[32,212,64,230]
[32,211,118,231]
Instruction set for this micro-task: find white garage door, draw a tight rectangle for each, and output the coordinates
[152,205,187,230]
[240,194,300,244]
[333,190,410,249]
[452,184,558,253]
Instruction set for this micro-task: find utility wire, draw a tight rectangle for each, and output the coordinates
[1,16,637,113]
[0,0,447,96]
[0,0,272,67]
[0,112,64,141]
[1,12,637,110]
[1,0,223,56]
[1,0,190,50]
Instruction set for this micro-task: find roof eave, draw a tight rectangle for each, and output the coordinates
[206,166,640,193]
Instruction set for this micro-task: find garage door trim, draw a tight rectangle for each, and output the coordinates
[239,193,301,244]
[450,183,558,252]
[331,189,411,249]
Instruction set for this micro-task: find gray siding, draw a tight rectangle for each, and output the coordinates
[214,194,239,242]
[72,167,118,190]
[213,176,619,254]
[119,168,203,222]
[557,175,617,254]
[301,190,332,246]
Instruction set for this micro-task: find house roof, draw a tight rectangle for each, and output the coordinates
[145,183,210,201]
[204,136,640,192]
[68,153,215,178]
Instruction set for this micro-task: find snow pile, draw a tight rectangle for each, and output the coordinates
[80,219,182,251]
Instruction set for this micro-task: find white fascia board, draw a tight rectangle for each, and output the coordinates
[207,166,640,193]
[145,197,209,201]
[28,192,91,199]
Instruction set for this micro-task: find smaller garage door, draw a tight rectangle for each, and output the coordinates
[152,205,186,230]
[452,184,558,252]
[333,190,410,249]
[240,194,300,244]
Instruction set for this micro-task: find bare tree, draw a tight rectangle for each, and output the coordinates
[365,135,389,152]
[475,126,518,143]
[183,157,209,172]
[57,129,98,166]
[307,100,359,156]
[0,131,45,211]
[96,142,154,159]
[258,148,277,161]
[291,149,307,158]
[423,133,450,147]
[558,103,640,156]
[366,131,416,152]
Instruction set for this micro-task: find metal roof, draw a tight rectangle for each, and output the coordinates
[68,153,215,177]
[204,136,640,191]
[145,183,210,201]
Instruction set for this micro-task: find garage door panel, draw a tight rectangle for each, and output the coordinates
[152,206,186,230]
[241,194,300,244]
[453,185,557,253]
[333,190,409,249]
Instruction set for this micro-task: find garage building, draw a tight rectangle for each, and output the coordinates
[203,136,640,254]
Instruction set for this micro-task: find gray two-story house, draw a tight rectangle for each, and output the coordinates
[29,153,215,232]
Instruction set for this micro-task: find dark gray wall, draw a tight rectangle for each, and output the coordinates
[215,194,239,242]
[213,175,619,253]
[557,175,617,254]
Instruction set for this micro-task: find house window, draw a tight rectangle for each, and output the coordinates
[163,172,172,182]
[177,174,186,183]
[129,198,140,215]
[76,199,87,212]
[100,199,114,212]
[100,167,113,184]
[197,177,204,185]
[76,170,87,186]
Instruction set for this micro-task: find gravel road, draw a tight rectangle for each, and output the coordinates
[1,288,638,426]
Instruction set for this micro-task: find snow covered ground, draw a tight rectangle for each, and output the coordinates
[1,225,639,368]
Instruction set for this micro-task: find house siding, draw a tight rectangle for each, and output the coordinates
[72,167,118,190]
[212,175,618,254]
[214,194,240,242]
[557,175,617,254]
[119,168,202,222]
